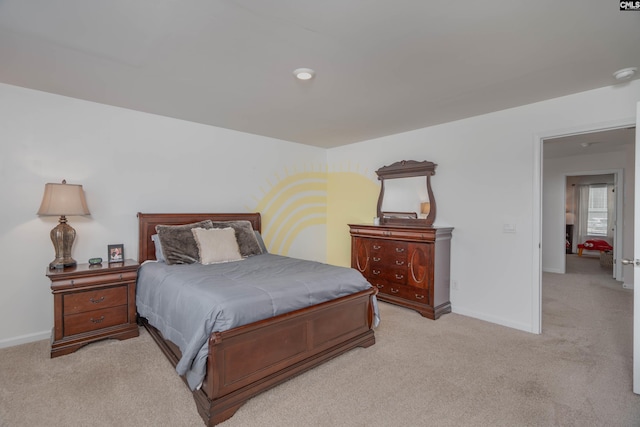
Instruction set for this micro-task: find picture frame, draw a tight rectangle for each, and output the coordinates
[108,244,124,264]
[381,211,419,219]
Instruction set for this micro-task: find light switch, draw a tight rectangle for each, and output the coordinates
[503,223,516,233]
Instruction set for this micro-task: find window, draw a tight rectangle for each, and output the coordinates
[587,185,607,236]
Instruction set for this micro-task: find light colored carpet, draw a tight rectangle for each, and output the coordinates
[1,259,638,426]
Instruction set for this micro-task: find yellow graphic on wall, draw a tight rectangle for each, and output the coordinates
[253,165,378,266]
[254,169,328,256]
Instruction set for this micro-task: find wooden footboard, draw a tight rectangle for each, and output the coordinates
[141,287,376,426]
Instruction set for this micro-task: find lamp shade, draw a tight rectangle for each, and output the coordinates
[565,212,575,225]
[420,202,431,215]
[37,181,90,217]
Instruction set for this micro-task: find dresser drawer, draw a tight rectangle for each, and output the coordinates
[63,305,128,336]
[373,281,429,304]
[369,240,407,255]
[63,285,128,315]
[369,266,407,284]
[52,271,137,289]
[400,286,429,304]
[371,253,407,268]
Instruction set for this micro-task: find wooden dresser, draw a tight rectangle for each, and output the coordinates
[349,224,453,319]
[47,259,139,357]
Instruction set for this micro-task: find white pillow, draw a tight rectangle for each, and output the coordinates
[191,227,243,265]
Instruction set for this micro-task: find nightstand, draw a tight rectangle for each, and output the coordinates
[47,259,139,358]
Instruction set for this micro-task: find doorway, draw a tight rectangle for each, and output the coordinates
[542,126,635,288]
[565,173,620,279]
[539,124,636,390]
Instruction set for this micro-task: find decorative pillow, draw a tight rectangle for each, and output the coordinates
[191,227,243,265]
[150,234,166,263]
[211,221,263,257]
[254,231,268,254]
[155,220,214,265]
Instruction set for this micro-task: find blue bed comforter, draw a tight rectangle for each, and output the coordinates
[136,253,377,390]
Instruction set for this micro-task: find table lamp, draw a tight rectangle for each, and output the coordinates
[420,202,431,218]
[37,180,90,269]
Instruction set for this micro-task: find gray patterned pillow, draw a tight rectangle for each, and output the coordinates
[210,221,263,257]
[155,220,214,264]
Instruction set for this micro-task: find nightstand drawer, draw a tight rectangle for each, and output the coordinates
[63,285,128,315]
[63,305,128,336]
[52,271,137,289]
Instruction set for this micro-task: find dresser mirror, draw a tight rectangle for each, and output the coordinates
[376,160,437,226]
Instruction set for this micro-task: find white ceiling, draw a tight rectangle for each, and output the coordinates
[0,1,639,148]
[544,126,635,159]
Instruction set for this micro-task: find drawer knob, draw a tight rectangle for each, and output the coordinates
[89,296,105,304]
[415,294,425,300]
[395,261,405,266]
[395,274,404,280]
[119,274,123,280]
[373,245,381,250]
[375,284,384,289]
[390,288,399,294]
[372,270,381,275]
[70,280,75,285]
[395,248,405,253]
[373,257,381,262]
[90,316,105,324]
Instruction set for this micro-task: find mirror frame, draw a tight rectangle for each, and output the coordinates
[376,160,437,226]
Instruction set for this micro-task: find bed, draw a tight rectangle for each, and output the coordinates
[136,212,378,426]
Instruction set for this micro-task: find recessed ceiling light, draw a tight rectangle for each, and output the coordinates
[580,141,601,148]
[293,68,315,81]
[613,67,637,81]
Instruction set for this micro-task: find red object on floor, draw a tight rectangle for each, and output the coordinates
[577,239,613,256]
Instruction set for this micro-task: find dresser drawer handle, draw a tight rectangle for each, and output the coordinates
[119,274,123,280]
[372,270,381,275]
[375,284,384,289]
[90,316,105,324]
[390,288,399,294]
[373,257,381,262]
[89,296,105,304]
[395,260,405,266]
[70,280,75,285]
[415,294,425,300]
[395,274,404,280]
[373,245,381,250]
[395,248,405,253]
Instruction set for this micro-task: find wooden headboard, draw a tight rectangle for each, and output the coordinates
[137,212,262,263]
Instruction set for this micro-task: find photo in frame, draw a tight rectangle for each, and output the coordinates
[108,244,124,264]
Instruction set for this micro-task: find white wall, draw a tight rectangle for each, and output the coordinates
[328,80,640,333]
[0,83,327,347]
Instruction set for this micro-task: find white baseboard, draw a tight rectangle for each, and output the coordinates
[452,306,534,334]
[0,330,50,349]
